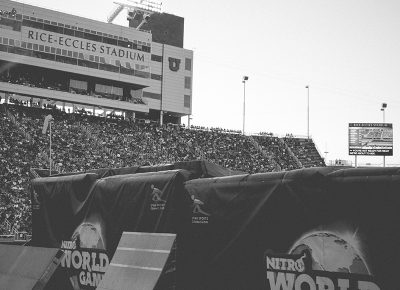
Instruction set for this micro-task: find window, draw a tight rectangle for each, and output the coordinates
[151,74,162,81]
[151,54,162,62]
[70,79,87,90]
[95,84,123,96]
[84,32,101,42]
[184,76,191,89]
[75,30,84,38]
[22,19,43,29]
[185,58,192,71]
[118,39,130,48]
[43,23,61,33]
[184,95,191,108]
[103,37,117,45]
[64,28,74,36]
[143,91,161,100]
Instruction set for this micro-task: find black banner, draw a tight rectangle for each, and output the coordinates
[31,165,400,289]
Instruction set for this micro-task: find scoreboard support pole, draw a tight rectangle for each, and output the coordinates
[355,155,358,168]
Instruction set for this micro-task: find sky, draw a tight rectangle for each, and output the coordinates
[13,0,400,166]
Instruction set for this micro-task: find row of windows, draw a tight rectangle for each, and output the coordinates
[0,40,162,81]
[0,16,21,31]
[0,14,151,53]
[141,92,191,109]
[1,36,154,74]
[1,15,193,73]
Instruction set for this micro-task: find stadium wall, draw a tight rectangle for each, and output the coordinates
[0,0,193,120]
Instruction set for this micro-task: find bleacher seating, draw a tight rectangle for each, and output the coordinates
[284,137,325,167]
[0,103,325,235]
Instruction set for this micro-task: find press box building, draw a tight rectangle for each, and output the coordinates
[0,0,193,123]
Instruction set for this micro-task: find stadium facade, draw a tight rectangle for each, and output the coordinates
[0,0,193,123]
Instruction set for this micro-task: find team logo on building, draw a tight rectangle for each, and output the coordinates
[150,184,166,210]
[191,195,210,224]
[265,231,380,290]
[168,57,181,72]
[61,222,109,289]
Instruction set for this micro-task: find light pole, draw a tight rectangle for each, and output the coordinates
[306,85,310,139]
[381,102,387,167]
[188,115,193,128]
[242,76,249,135]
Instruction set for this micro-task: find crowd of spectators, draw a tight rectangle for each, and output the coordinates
[0,104,38,234]
[0,72,146,105]
[253,135,300,171]
[0,102,325,235]
[0,72,65,91]
[284,137,325,167]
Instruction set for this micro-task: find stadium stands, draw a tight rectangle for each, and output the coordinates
[284,136,326,167]
[0,102,325,235]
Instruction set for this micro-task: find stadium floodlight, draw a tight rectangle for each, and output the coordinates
[381,102,388,167]
[242,76,249,135]
[306,85,310,139]
[381,103,387,122]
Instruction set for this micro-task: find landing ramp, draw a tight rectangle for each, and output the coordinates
[0,244,64,290]
[97,232,176,290]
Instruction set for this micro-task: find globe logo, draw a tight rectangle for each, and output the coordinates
[289,232,370,275]
[71,222,106,250]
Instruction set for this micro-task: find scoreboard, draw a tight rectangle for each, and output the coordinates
[349,123,393,156]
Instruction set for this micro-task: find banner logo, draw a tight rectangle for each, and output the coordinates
[265,231,380,290]
[150,184,166,211]
[31,189,40,210]
[168,57,181,72]
[61,222,109,289]
[191,195,210,224]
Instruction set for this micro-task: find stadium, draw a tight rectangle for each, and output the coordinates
[0,1,398,290]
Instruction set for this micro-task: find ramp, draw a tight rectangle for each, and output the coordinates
[0,244,64,290]
[97,232,176,290]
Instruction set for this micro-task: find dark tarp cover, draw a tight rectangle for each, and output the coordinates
[31,166,400,289]
[31,169,190,290]
[32,160,243,179]
[181,167,400,289]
